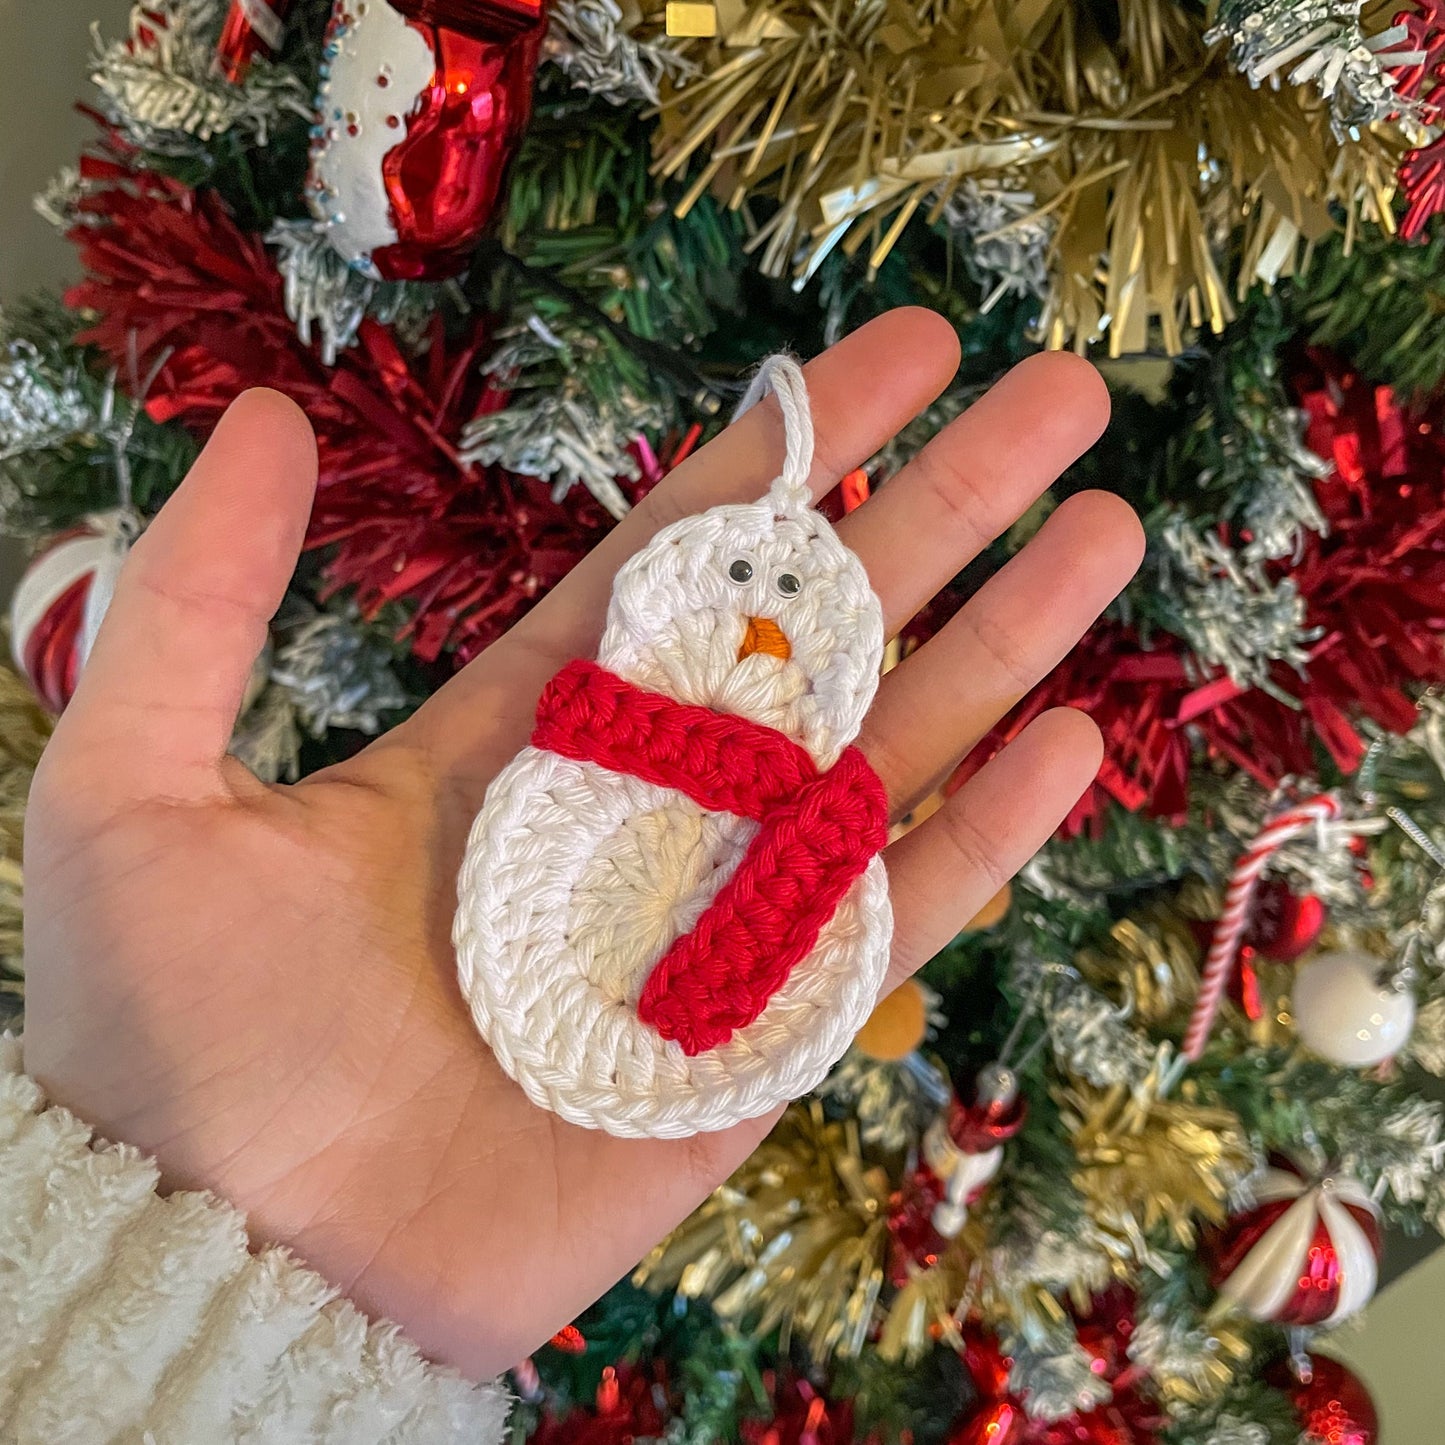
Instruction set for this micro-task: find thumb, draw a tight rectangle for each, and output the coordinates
[54,389,318,798]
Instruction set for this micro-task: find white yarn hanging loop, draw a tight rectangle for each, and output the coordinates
[734,354,816,514]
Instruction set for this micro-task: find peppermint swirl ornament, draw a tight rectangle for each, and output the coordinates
[1205,1162,1382,1327]
[10,514,134,714]
[454,357,893,1138]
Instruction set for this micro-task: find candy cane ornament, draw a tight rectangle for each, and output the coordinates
[1182,795,1343,1062]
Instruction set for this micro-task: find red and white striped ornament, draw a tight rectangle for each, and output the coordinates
[1205,1162,1381,1327]
[10,515,134,714]
[1183,795,1342,1061]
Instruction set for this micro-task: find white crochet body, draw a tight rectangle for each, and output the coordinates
[455,360,894,1138]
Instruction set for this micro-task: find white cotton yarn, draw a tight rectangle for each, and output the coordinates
[454,356,893,1138]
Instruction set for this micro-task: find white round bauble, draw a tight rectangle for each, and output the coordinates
[1291,950,1416,1067]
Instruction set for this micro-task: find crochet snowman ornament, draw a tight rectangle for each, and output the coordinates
[454,358,893,1138]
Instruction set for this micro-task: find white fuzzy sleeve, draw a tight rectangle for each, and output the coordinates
[0,1036,511,1445]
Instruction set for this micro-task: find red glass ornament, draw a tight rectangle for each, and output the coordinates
[390,0,544,39]
[1246,880,1328,963]
[217,0,297,82]
[308,1,545,282]
[374,20,543,280]
[1267,1355,1379,1445]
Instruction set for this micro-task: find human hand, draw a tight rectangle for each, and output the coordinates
[22,309,1143,1378]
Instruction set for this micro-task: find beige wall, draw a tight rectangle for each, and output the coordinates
[2,4,1442,1439]
[0,0,132,298]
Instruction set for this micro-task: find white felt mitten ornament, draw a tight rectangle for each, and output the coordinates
[454,357,893,1138]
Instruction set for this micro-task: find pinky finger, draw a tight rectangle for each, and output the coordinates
[880,709,1103,994]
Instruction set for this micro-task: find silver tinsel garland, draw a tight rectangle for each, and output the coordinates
[32,168,103,235]
[940,181,1053,314]
[92,0,310,156]
[270,603,408,737]
[1010,952,1159,1089]
[0,338,94,469]
[460,319,666,520]
[230,602,408,781]
[1410,995,1445,1075]
[1339,1095,1445,1218]
[986,1185,1117,1323]
[268,221,438,366]
[1226,409,1331,565]
[230,687,303,784]
[1007,1332,1114,1423]
[1155,515,1318,693]
[544,0,695,106]
[1185,1416,1270,1445]
[1205,1,1428,136]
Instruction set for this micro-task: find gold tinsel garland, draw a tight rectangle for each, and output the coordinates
[0,661,52,1019]
[1059,1068,1253,1254]
[634,1100,893,1361]
[642,0,1412,353]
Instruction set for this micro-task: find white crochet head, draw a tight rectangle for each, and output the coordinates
[598,359,882,767]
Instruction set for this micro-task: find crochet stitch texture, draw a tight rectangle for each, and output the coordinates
[453,356,893,1137]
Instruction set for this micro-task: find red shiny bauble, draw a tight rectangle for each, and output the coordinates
[1268,1355,1379,1445]
[391,0,544,39]
[374,21,542,280]
[1245,880,1328,963]
[307,0,544,282]
[885,1164,949,1285]
[217,0,298,82]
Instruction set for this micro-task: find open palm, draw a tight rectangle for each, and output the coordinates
[22,309,1142,1380]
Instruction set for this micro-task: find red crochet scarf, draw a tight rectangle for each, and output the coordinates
[533,660,890,1055]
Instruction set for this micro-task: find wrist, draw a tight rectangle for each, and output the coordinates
[0,1034,511,1443]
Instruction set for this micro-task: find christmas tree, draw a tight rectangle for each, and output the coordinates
[6,1,1445,1440]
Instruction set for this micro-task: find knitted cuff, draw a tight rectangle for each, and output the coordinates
[0,1036,511,1445]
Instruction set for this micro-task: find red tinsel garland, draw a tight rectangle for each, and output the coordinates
[1394,2,1445,240]
[64,149,641,663]
[955,356,1445,831]
[528,1364,673,1445]
[952,1292,1166,1445]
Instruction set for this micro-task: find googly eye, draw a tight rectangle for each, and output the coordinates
[775,571,802,598]
[727,557,754,584]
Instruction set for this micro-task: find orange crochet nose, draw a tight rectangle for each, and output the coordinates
[737,615,792,663]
